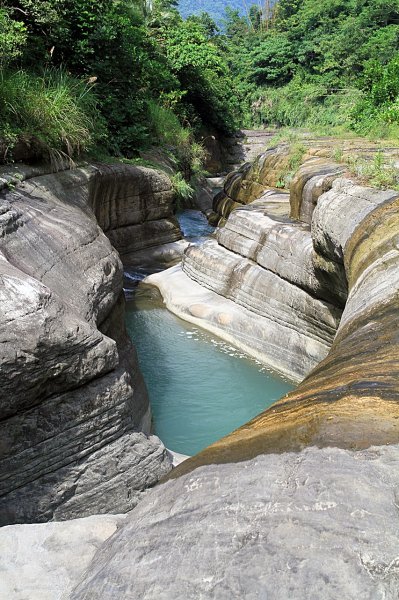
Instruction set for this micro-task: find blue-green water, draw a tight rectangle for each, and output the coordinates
[124,208,294,456]
[125,289,294,455]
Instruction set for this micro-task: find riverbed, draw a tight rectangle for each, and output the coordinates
[124,209,294,456]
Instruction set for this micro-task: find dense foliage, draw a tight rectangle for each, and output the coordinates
[1,0,399,168]
[221,0,399,137]
[0,0,238,164]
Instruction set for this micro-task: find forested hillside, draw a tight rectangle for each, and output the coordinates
[178,0,245,23]
[0,0,238,184]
[222,0,399,138]
[1,0,399,177]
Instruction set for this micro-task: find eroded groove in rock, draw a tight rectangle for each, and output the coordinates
[167,178,399,478]
[144,143,399,479]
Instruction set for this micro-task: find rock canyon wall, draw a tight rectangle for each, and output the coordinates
[2,142,399,599]
[67,142,399,599]
[149,143,399,475]
[0,163,178,524]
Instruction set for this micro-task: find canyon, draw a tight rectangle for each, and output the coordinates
[1,136,399,598]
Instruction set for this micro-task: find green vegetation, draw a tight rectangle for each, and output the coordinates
[178,1,247,24]
[1,0,399,182]
[0,0,237,182]
[0,68,102,164]
[275,140,306,188]
[221,0,399,139]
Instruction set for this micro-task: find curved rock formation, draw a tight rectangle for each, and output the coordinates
[64,144,399,600]
[149,148,399,476]
[0,163,178,524]
[3,143,399,599]
[147,185,343,380]
[71,445,399,600]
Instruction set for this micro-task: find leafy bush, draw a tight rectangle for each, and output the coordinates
[0,8,27,67]
[352,57,399,135]
[254,78,361,129]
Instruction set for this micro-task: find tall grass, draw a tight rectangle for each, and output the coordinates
[0,68,104,164]
[253,78,362,130]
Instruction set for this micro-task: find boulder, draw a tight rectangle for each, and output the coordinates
[71,445,399,600]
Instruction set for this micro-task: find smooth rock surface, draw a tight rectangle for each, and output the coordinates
[0,514,127,600]
[0,164,174,524]
[146,264,322,381]
[165,177,399,478]
[71,445,399,600]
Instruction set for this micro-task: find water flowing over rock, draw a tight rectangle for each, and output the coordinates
[0,163,176,524]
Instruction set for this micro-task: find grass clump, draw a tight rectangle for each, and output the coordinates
[0,68,104,164]
[275,140,307,189]
[343,151,399,191]
[171,172,195,209]
[147,99,207,203]
[147,100,206,177]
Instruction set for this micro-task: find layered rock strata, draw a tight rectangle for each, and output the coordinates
[147,142,399,476]
[3,145,399,599]
[148,184,344,380]
[0,163,175,525]
[162,178,399,477]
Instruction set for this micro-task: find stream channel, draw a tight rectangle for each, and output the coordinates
[124,209,294,456]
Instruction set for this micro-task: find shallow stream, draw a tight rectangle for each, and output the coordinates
[125,210,294,456]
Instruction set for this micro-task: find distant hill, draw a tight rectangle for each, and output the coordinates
[178,0,247,25]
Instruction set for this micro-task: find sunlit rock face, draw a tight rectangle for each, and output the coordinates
[67,150,399,599]
[148,143,399,478]
[148,174,345,381]
[0,164,174,525]
[164,174,399,478]
[0,513,127,600]
[2,145,399,600]
[71,445,399,600]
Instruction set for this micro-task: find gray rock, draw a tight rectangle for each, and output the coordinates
[71,445,399,600]
[0,164,174,524]
[0,513,127,600]
[217,197,345,306]
[183,240,340,346]
[312,178,398,262]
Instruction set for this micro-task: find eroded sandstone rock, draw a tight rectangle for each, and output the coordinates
[164,177,399,478]
[71,445,399,600]
[0,163,175,524]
